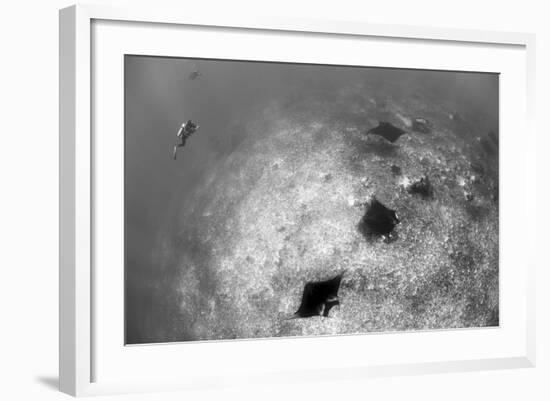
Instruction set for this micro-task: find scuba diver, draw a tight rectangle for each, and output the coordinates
[188,70,202,80]
[173,120,199,160]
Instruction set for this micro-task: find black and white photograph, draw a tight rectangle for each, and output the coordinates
[124,56,499,345]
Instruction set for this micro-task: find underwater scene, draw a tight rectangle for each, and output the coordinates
[124,56,499,344]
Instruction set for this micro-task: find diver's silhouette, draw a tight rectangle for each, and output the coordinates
[173,120,199,160]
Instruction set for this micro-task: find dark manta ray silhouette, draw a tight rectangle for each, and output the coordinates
[294,273,344,318]
[367,121,406,143]
[358,197,400,239]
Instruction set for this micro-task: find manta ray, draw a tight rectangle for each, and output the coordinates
[358,197,400,240]
[293,273,344,318]
[366,121,407,143]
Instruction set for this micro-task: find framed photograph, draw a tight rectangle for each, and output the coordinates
[59,4,536,396]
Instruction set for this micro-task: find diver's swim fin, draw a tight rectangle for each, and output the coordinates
[172,145,177,160]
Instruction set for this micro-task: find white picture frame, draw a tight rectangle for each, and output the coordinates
[59,4,536,397]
